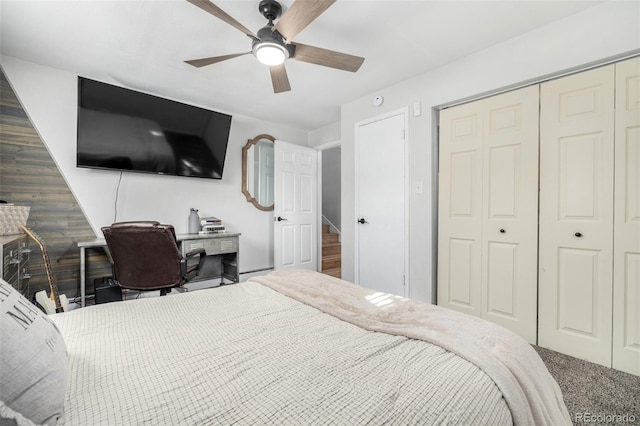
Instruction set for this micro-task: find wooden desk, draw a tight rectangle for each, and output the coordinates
[78,232,240,307]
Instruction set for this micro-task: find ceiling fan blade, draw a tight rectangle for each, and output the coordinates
[186,0,256,38]
[292,43,364,72]
[269,64,291,93]
[273,0,336,43]
[185,52,250,68]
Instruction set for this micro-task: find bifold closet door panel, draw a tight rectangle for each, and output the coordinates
[438,102,483,317]
[438,86,539,344]
[613,57,640,376]
[480,85,539,344]
[539,65,615,368]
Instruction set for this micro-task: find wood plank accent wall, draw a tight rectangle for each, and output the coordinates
[0,69,111,303]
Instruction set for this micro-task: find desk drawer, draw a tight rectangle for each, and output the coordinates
[182,237,238,256]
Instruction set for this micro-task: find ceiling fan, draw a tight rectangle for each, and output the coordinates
[184,0,365,94]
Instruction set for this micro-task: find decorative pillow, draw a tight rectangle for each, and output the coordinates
[0,279,68,426]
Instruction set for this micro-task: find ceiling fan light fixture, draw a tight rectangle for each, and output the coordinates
[254,42,288,66]
[185,0,364,94]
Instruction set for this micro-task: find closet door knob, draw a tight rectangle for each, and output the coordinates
[575,232,583,238]
[499,228,506,234]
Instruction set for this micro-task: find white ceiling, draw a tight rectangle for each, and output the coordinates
[0,0,603,132]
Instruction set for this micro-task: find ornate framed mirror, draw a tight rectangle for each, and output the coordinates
[242,134,275,211]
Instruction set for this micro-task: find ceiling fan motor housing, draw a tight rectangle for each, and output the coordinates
[259,0,282,22]
[252,0,295,65]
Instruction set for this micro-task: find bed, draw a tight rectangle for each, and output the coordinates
[0,269,571,425]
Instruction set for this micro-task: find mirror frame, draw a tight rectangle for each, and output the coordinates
[242,134,275,211]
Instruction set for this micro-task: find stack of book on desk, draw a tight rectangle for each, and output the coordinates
[198,216,226,234]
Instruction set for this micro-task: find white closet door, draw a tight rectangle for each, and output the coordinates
[438,86,539,343]
[438,102,483,317]
[613,57,640,376]
[481,85,539,344]
[539,65,615,367]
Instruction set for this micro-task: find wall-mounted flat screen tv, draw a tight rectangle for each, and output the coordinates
[77,77,232,179]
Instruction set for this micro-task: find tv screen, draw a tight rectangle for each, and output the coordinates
[77,77,232,179]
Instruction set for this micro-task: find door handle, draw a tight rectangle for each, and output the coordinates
[276,216,288,222]
[357,218,368,224]
[575,232,583,238]
[499,228,506,234]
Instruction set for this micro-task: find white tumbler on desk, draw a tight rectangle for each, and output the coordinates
[188,208,200,234]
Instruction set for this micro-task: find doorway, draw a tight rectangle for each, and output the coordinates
[319,143,342,278]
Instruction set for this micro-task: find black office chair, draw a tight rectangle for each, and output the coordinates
[101,221,205,296]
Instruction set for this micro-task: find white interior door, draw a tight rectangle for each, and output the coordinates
[355,111,407,296]
[613,57,640,376]
[539,64,615,367]
[274,140,318,271]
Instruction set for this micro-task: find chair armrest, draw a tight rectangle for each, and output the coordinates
[181,248,206,281]
[185,248,206,258]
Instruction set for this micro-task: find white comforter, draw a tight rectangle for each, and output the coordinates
[52,271,568,425]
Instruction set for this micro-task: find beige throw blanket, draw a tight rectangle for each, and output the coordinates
[249,269,571,426]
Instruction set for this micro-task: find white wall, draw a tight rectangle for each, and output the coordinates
[308,121,340,148]
[340,1,640,303]
[0,55,308,274]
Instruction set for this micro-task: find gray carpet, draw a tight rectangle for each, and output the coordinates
[533,345,640,425]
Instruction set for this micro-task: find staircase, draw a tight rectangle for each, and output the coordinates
[321,224,341,278]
